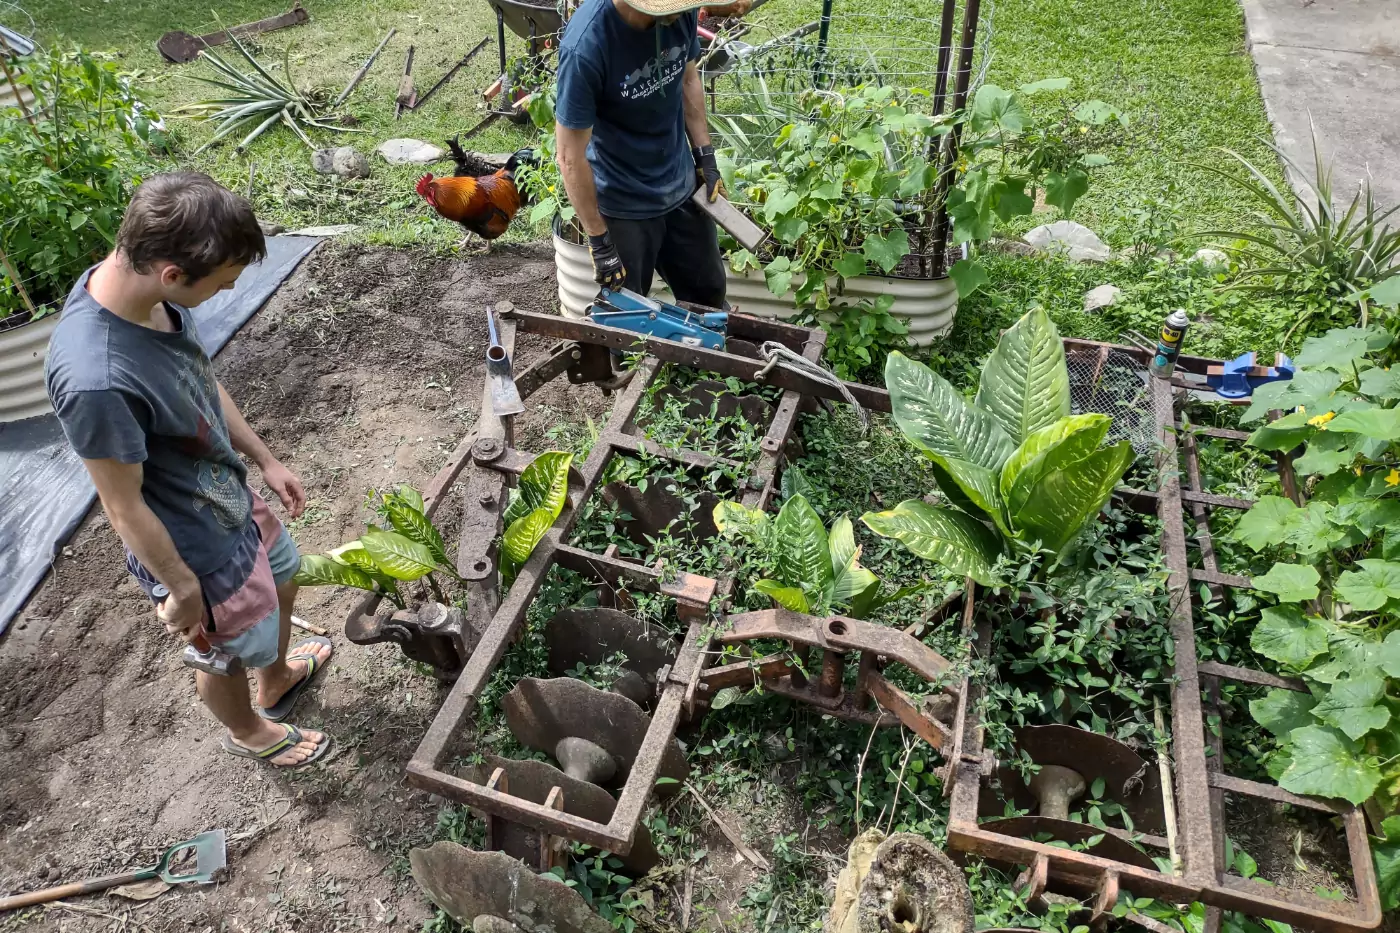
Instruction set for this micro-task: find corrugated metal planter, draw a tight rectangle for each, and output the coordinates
[552,218,671,319]
[0,313,59,423]
[724,269,958,346]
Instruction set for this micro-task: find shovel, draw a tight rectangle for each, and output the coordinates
[486,309,525,416]
[0,830,227,913]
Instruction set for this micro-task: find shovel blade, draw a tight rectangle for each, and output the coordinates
[488,372,525,415]
[157,829,227,885]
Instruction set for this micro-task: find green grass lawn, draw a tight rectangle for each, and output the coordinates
[23,0,1277,247]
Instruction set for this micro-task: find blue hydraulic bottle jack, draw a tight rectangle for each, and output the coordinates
[587,288,728,350]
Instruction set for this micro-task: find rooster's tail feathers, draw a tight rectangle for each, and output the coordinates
[504,148,537,175]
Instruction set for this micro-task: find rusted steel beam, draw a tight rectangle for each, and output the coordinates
[716,609,955,686]
[502,308,892,413]
[552,544,716,611]
[867,673,952,750]
[1151,376,1218,889]
[607,431,755,479]
[1189,568,1251,589]
[1118,486,1255,511]
[940,581,975,796]
[763,673,899,727]
[513,342,578,401]
[1205,772,1348,815]
[699,654,794,692]
[1196,661,1307,693]
[818,650,844,698]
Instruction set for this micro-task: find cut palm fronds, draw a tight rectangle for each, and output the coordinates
[177,28,352,154]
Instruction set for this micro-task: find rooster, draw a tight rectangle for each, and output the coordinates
[416,137,535,251]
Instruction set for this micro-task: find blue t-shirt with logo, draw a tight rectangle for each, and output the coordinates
[554,0,701,220]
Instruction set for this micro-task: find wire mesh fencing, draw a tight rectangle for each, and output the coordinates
[1065,345,1158,457]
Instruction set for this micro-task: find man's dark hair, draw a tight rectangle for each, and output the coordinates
[117,172,266,281]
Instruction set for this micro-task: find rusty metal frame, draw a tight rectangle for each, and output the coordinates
[399,310,834,854]
[943,345,1384,933]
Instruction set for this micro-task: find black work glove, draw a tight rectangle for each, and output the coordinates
[693,145,724,203]
[587,231,627,289]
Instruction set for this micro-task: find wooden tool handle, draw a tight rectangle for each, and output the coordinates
[0,871,146,912]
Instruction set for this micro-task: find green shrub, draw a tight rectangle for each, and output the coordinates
[0,47,162,323]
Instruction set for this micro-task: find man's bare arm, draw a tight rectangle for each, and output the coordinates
[217,382,306,517]
[218,383,273,468]
[84,457,204,636]
[682,62,711,149]
[556,123,608,237]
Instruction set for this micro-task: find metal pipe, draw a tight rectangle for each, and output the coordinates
[818,649,844,698]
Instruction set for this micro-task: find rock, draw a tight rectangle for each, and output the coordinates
[257,220,286,237]
[1083,284,1122,312]
[286,224,360,237]
[410,843,611,933]
[610,669,651,707]
[331,147,370,179]
[1024,220,1111,262]
[555,736,617,785]
[474,916,524,933]
[377,138,445,164]
[1192,247,1231,273]
[311,148,337,174]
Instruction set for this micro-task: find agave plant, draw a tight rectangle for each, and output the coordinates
[177,29,351,154]
[861,309,1134,586]
[713,493,925,618]
[1195,128,1400,328]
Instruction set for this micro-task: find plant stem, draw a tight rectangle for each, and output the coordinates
[425,572,447,605]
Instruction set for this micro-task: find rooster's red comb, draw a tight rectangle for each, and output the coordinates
[415,174,435,198]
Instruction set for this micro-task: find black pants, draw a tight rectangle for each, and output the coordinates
[603,199,727,309]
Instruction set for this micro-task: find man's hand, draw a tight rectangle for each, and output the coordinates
[588,232,627,289]
[693,145,724,203]
[262,458,306,518]
[156,587,206,644]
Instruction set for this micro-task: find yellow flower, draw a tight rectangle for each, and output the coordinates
[1387,468,1400,487]
[1308,411,1336,428]
[547,185,555,193]
[1355,466,1364,476]
[829,134,840,144]
[1079,125,1088,133]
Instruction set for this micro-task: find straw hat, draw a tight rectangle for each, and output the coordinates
[618,0,711,17]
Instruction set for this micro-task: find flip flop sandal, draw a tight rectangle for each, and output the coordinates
[259,635,333,722]
[222,723,333,769]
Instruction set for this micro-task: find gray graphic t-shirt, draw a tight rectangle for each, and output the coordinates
[45,266,253,576]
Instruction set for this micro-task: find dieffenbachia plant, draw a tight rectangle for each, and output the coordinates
[500,451,574,584]
[861,308,1134,586]
[295,484,459,608]
[714,493,924,618]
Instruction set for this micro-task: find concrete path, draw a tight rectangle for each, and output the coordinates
[1241,0,1400,209]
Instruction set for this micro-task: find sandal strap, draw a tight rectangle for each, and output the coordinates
[249,724,303,759]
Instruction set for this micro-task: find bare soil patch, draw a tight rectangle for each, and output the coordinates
[0,242,610,930]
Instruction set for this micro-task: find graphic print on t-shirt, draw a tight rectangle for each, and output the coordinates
[174,351,249,530]
[620,44,688,100]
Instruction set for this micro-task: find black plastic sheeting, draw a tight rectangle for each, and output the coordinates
[0,236,321,636]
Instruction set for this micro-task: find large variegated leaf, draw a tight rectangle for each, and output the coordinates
[829,515,879,603]
[1011,440,1133,554]
[974,308,1071,443]
[861,500,1002,586]
[933,457,1006,533]
[753,579,811,613]
[501,507,556,583]
[361,531,439,581]
[774,494,833,609]
[1001,414,1111,517]
[385,501,451,569]
[713,500,771,544]
[328,541,403,593]
[504,451,574,528]
[886,351,1015,470]
[294,554,379,591]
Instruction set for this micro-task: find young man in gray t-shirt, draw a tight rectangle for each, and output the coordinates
[45,172,333,768]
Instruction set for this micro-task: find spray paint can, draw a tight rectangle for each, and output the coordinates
[1150,309,1190,379]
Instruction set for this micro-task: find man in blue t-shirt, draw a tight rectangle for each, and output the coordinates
[554,0,727,308]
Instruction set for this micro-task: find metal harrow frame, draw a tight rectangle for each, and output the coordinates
[353,310,1382,931]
